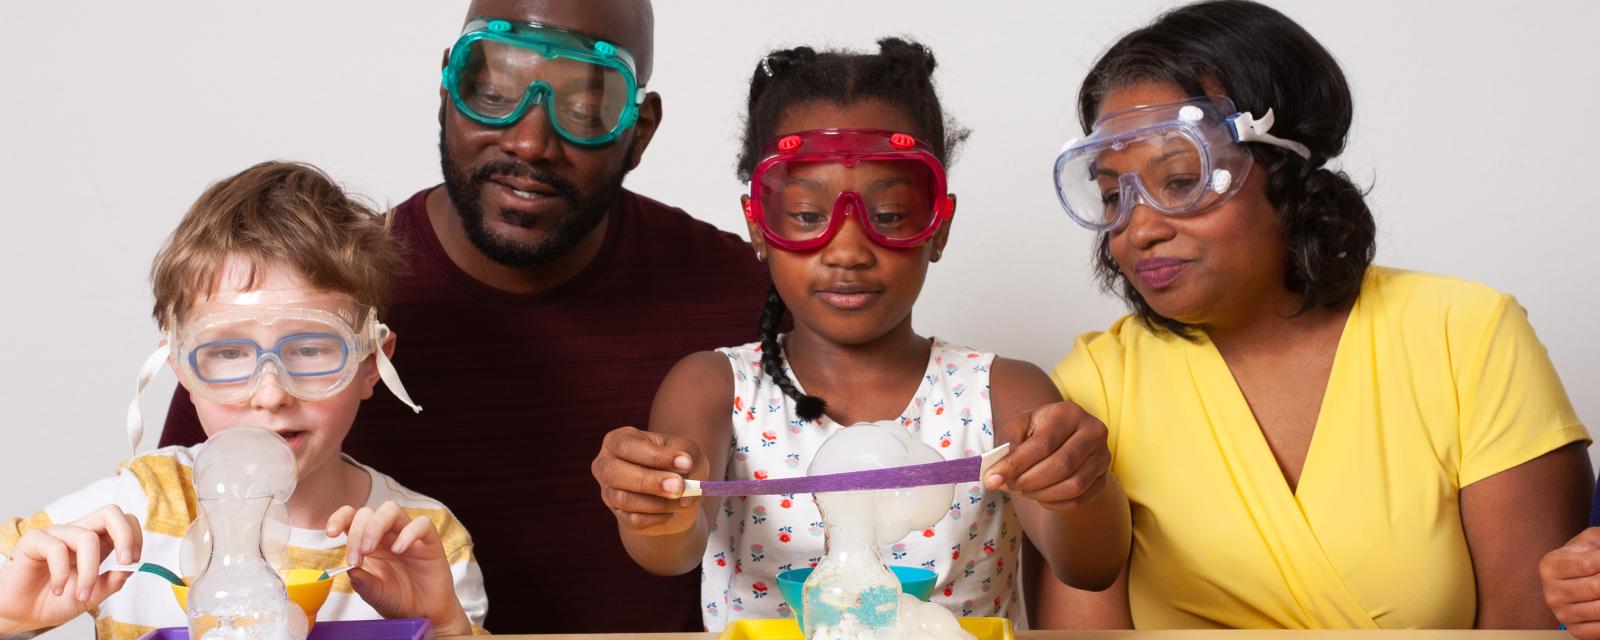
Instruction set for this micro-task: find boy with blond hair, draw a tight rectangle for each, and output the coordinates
[0,161,487,638]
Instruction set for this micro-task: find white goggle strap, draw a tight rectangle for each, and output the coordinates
[372,322,422,414]
[1230,109,1313,161]
[127,343,172,455]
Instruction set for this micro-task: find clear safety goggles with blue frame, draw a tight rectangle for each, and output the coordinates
[125,293,423,453]
[1053,95,1312,232]
[442,17,645,146]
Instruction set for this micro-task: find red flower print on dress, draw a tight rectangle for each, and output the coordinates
[922,528,936,538]
[753,470,769,481]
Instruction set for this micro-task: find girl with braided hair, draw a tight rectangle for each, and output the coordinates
[593,38,1130,629]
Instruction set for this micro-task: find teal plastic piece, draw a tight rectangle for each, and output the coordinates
[130,562,185,587]
[442,17,643,146]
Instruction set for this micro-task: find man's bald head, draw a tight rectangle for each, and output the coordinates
[463,0,654,84]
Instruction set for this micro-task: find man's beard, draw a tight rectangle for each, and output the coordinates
[439,130,631,268]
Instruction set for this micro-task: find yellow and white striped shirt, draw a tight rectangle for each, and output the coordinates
[0,445,488,639]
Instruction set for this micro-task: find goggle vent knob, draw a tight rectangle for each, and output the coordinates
[890,133,915,149]
[778,135,802,152]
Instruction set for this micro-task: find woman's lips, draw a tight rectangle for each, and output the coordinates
[1135,257,1189,290]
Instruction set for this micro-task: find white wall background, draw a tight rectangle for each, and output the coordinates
[2,2,1595,635]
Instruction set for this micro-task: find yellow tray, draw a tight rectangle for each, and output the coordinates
[718,617,1013,640]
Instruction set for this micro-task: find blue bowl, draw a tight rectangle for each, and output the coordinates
[776,566,938,628]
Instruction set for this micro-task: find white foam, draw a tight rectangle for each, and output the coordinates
[801,423,975,640]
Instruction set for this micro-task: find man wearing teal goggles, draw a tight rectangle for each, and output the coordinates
[163,0,776,635]
[443,17,647,146]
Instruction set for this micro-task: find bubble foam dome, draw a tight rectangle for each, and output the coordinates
[808,421,954,547]
[194,427,298,502]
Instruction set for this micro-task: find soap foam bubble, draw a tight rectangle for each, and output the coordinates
[808,422,952,546]
[803,422,974,640]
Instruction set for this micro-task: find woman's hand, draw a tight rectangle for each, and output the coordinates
[985,401,1112,510]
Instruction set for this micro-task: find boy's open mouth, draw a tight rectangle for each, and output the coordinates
[274,430,308,451]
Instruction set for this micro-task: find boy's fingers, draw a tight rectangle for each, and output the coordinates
[392,516,435,554]
[20,530,72,597]
[367,502,407,555]
[50,526,102,603]
[346,507,375,566]
[326,505,358,537]
[96,510,141,566]
[92,570,133,606]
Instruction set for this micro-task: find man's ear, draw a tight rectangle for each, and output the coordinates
[625,92,663,171]
[439,48,451,127]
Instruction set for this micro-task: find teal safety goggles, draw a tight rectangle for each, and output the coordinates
[442,18,645,146]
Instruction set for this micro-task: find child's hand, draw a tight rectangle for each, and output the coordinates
[984,401,1112,510]
[0,506,142,633]
[592,426,707,536]
[1542,527,1600,638]
[326,502,471,636]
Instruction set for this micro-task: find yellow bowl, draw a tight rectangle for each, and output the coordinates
[171,568,334,630]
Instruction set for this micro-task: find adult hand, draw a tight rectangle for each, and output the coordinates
[0,506,142,633]
[984,401,1112,510]
[1541,527,1600,638]
[326,501,470,636]
[592,426,707,536]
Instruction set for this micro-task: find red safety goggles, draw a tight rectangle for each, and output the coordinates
[745,129,953,252]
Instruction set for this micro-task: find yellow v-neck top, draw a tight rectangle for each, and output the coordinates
[1052,266,1588,629]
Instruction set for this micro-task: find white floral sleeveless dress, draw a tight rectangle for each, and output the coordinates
[699,337,1022,630]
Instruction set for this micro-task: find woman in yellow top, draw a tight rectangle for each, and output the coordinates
[1037,0,1592,630]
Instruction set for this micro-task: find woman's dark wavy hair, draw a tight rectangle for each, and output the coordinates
[1079,0,1376,337]
[735,37,968,421]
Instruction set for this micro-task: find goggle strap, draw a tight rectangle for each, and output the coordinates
[1231,109,1313,160]
[373,323,423,414]
[127,343,172,455]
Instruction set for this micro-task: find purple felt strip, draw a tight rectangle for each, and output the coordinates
[697,455,983,496]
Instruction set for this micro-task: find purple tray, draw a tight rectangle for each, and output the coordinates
[137,618,432,640]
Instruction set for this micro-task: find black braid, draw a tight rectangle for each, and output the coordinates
[757,285,825,421]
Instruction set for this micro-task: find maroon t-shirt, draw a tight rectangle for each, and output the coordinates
[160,187,771,633]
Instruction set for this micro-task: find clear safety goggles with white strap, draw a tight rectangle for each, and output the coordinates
[1053,95,1313,232]
[126,291,422,453]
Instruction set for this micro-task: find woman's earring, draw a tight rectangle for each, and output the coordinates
[755,250,766,262]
